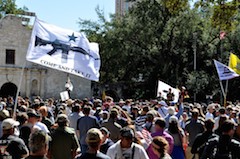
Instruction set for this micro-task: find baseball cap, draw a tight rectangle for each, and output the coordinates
[100,127,110,136]
[0,109,10,119]
[169,116,178,124]
[27,109,41,118]
[158,100,168,107]
[86,128,103,143]
[56,114,68,123]
[168,106,175,115]
[2,118,20,130]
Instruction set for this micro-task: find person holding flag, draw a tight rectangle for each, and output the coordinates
[65,75,73,97]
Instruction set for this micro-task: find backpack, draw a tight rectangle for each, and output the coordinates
[212,142,232,159]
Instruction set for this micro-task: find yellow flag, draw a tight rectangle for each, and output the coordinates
[102,90,106,101]
[229,53,240,74]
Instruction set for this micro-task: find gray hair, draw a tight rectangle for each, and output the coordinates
[29,130,50,153]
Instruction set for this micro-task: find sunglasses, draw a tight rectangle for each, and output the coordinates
[151,143,160,151]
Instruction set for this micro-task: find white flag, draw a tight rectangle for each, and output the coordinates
[26,18,100,81]
[157,80,180,103]
[214,60,239,80]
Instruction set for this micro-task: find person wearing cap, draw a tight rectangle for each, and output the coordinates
[0,118,29,159]
[101,108,122,143]
[142,112,155,133]
[118,99,125,107]
[191,119,217,159]
[201,120,240,159]
[158,100,168,118]
[48,114,79,159]
[99,127,114,154]
[107,127,149,159]
[34,110,50,135]
[130,105,140,121]
[99,110,109,124]
[77,128,110,159]
[164,100,184,128]
[26,130,50,159]
[19,108,42,146]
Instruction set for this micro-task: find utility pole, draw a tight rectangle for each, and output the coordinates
[193,32,197,102]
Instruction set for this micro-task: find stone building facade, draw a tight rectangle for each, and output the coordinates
[0,15,91,100]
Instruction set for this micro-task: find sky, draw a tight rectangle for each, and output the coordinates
[16,0,115,31]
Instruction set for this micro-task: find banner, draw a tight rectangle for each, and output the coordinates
[157,80,180,103]
[214,60,239,81]
[26,18,100,81]
[229,53,240,75]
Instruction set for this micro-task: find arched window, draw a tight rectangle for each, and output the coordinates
[31,79,38,96]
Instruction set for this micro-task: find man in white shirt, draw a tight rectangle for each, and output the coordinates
[107,127,149,159]
[205,103,215,120]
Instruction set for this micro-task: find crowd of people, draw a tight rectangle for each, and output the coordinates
[0,90,240,159]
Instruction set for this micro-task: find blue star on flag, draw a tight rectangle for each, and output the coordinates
[68,33,77,42]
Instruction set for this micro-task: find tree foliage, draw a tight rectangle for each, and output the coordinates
[0,0,26,18]
[78,0,240,101]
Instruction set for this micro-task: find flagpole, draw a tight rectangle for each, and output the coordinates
[219,80,226,107]
[224,56,231,107]
[12,15,38,119]
[224,80,228,107]
[13,61,27,119]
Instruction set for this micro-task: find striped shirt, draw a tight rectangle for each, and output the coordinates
[135,115,147,131]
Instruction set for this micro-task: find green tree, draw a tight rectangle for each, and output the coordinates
[194,0,239,31]
[0,0,26,18]
[79,0,240,101]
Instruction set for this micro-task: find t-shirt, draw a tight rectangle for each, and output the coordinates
[135,115,147,131]
[49,126,79,159]
[0,134,28,159]
[77,152,110,159]
[77,116,100,145]
[107,141,149,159]
[100,138,114,154]
[185,119,204,147]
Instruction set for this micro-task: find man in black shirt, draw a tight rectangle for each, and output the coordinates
[99,127,114,154]
[201,120,240,159]
[0,118,29,159]
[191,119,217,158]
